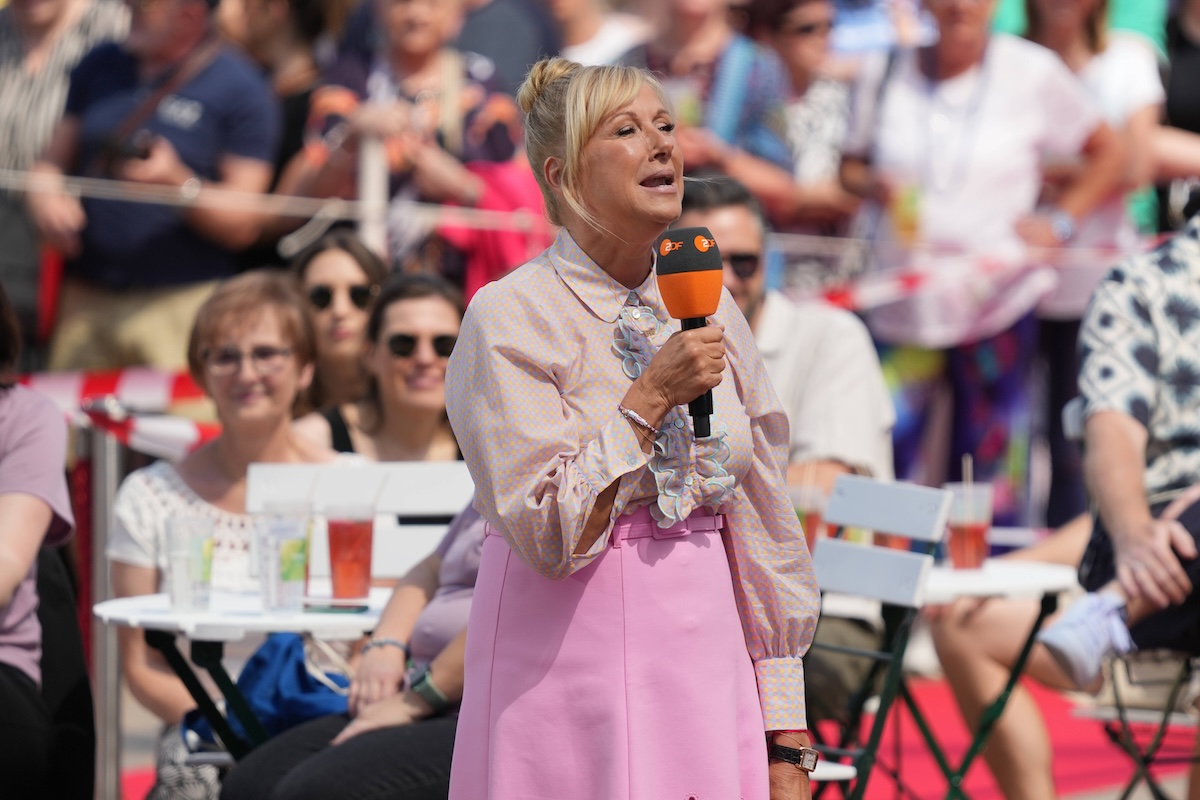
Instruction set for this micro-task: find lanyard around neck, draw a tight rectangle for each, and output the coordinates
[918,44,991,195]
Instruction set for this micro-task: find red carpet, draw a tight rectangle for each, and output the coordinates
[845,678,1195,799]
[120,679,1194,800]
[121,768,154,800]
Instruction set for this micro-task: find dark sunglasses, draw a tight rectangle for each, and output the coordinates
[781,19,834,37]
[387,333,457,359]
[308,283,379,311]
[725,252,762,280]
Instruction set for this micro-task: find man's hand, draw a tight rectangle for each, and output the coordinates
[1112,516,1197,608]
[673,126,730,169]
[27,183,85,258]
[331,690,429,746]
[119,135,192,187]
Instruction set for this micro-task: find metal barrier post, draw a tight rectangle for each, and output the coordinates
[91,424,124,800]
[357,133,388,256]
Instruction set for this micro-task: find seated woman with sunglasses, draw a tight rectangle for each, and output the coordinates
[290,230,389,413]
[106,270,340,800]
[294,273,463,461]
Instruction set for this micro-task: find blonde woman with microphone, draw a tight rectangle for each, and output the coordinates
[445,58,820,800]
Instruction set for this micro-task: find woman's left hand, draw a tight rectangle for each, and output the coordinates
[410,141,483,205]
[331,690,427,746]
[1014,213,1066,250]
[769,762,811,800]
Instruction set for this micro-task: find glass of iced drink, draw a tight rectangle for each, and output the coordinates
[944,482,993,570]
[324,505,374,602]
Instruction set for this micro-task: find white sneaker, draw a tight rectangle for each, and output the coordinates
[1037,592,1135,691]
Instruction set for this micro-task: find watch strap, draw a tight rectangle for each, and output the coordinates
[410,668,452,715]
[768,743,820,772]
[1048,209,1076,243]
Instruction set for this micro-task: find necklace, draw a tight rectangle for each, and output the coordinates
[918,44,991,195]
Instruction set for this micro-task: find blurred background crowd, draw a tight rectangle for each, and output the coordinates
[6,1,1200,798]
[4,0,1200,539]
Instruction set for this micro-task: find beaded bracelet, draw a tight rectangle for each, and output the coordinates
[618,405,657,436]
[361,637,409,658]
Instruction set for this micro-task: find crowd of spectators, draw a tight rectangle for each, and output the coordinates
[6,0,1200,797]
[4,0,1197,531]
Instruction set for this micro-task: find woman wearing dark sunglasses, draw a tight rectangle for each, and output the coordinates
[290,230,389,412]
[295,273,463,462]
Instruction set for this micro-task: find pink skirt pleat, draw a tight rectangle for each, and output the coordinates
[449,506,769,800]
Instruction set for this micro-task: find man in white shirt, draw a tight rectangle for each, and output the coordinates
[676,174,896,725]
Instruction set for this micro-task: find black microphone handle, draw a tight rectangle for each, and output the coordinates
[681,317,713,438]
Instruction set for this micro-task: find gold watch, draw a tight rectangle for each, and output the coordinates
[768,743,819,772]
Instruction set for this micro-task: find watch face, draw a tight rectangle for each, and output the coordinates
[801,749,819,771]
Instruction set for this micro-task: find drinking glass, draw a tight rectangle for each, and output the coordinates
[787,485,827,551]
[166,516,215,612]
[324,505,374,602]
[258,509,309,612]
[944,482,993,570]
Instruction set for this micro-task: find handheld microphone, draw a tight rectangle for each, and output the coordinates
[655,226,724,438]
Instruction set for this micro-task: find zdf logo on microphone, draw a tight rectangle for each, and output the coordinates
[694,235,716,252]
[659,239,683,256]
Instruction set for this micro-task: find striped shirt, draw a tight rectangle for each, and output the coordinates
[445,229,820,729]
[0,0,127,172]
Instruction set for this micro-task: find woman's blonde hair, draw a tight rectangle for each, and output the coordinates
[517,57,672,234]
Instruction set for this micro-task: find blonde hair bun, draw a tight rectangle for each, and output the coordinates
[517,57,580,115]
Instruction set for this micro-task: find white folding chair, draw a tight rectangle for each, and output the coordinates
[809,474,951,799]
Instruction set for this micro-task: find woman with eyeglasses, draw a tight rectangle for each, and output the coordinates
[106,270,339,800]
[290,230,389,413]
[221,274,469,800]
[294,272,463,461]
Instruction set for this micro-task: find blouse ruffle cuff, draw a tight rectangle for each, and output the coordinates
[577,410,652,495]
[755,656,808,731]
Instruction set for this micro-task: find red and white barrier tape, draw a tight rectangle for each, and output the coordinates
[20,368,203,415]
[83,408,220,462]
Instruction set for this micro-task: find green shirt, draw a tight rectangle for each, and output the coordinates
[992,0,1168,56]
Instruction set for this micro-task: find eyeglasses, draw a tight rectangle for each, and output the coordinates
[725,252,762,280]
[203,345,293,376]
[780,19,834,37]
[387,333,457,359]
[307,283,379,311]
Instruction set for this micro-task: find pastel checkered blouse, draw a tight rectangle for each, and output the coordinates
[445,229,820,729]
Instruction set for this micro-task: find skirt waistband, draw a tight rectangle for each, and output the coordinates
[483,506,724,545]
[611,506,724,544]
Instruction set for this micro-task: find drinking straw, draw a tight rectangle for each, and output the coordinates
[962,453,974,520]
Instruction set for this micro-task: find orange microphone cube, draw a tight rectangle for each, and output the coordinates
[655,227,724,321]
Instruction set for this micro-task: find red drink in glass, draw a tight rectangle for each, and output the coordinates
[327,518,373,599]
[875,533,911,551]
[949,521,988,570]
[795,508,824,550]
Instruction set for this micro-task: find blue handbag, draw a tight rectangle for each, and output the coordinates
[184,632,350,748]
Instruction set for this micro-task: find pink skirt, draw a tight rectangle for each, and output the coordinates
[448,506,769,800]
